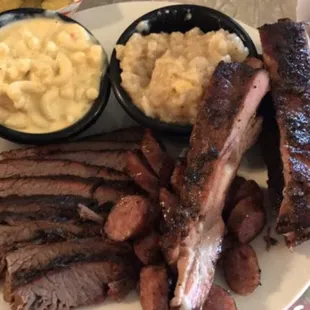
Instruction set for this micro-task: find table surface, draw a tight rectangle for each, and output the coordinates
[79,0,298,27]
[77,1,308,309]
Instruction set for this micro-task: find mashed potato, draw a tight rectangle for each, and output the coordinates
[116,27,249,124]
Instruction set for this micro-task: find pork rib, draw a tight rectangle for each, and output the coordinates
[163,61,269,309]
[259,19,310,246]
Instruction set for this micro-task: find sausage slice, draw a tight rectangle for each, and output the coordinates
[224,244,261,295]
[233,180,263,205]
[104,195,156,241]
[223,176,246,220]
[227,196,266,243]
[134,231,163,265]
[203,284,237,310]
[140,266,169,310]
[141,129,174,187]
[126,151,159,199]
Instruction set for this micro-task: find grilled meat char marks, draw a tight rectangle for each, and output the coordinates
[167,61,269,309]
[259,19,310,245]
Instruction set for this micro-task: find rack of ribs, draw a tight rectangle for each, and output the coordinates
[259,19,310,247]
[161,60,270,309]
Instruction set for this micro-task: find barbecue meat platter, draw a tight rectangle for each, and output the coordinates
[0,3,309,310]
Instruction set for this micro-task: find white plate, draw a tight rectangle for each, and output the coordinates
[0,2,309,310]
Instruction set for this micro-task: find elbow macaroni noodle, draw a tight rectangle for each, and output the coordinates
[0,18,104,133]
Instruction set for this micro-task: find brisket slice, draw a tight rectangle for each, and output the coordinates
[0,220,100,248]
[259,19,310,246]
[0,220,101,275]
[0,158,130,180]
[4,237,136,302]
[163,61,269,309]
[0,176,137,205]
[42,150,128,172]
[0,195,98,223]
[0,140,139,159]
[11,260,134,310]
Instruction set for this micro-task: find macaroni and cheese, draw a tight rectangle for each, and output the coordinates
[0,0,74,12]
[116,27,249,124]
[0,18,104,133]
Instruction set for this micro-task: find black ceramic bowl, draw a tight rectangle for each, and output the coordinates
[110,5,258,135]
[0,8,110,145]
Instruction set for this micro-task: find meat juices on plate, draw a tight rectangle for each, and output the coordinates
[161,60,270,309]
[259,19,310,246]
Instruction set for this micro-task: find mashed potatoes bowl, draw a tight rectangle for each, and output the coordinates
[110,4,257,134]
[0,8,110,144]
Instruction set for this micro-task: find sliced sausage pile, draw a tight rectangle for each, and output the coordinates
[221,176,266,297]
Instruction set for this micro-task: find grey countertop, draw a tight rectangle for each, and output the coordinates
[79,0,297,27]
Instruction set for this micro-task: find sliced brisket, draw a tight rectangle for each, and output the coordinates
[4,238,136,302]
[0,220,101,275]
[259,19,310,246]
[0,176,135,205]
[0,195,98,223]
[163,61,269,309]
[11,260,134,310]
[0,220,100,248]
[0,159,130,180]
[42,150,128,172]
[0,140,139,159]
